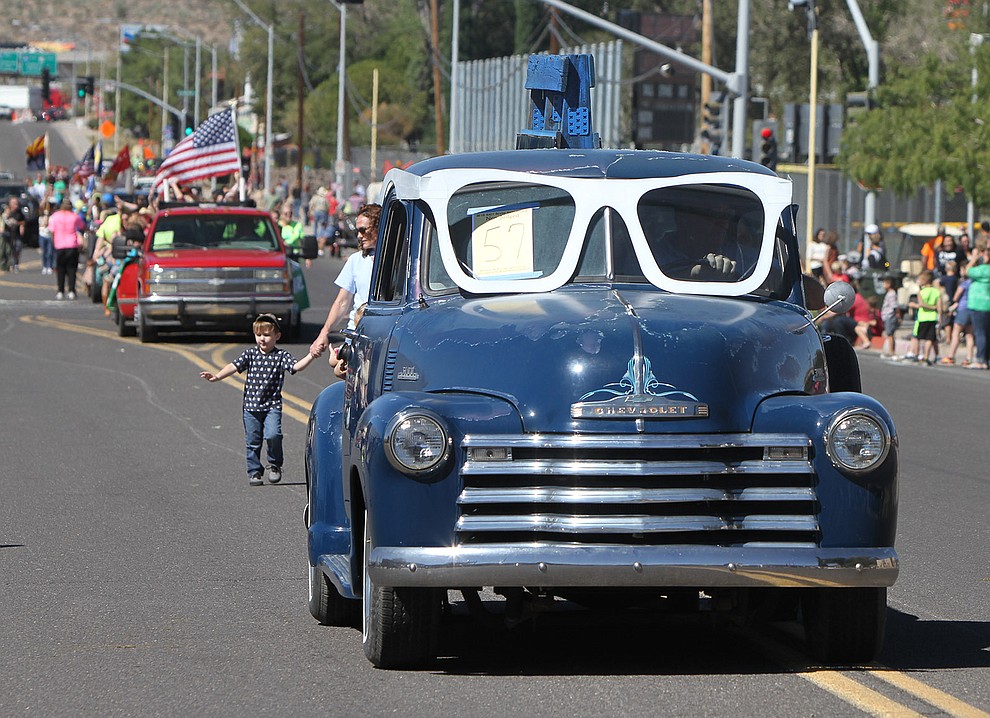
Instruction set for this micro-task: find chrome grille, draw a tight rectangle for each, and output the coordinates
[457,433,818,547]
[149,268,281,296]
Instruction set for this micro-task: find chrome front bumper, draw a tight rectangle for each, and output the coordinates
[368,544,899,589]
[139,296,293,325]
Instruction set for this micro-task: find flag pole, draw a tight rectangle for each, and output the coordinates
[230,106,246,203]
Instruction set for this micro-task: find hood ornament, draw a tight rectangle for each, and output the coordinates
[571,356,708,419]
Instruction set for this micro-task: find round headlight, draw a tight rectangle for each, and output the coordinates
[826,410,890,473]
[385,411,450,476]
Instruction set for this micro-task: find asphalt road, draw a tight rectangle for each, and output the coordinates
[1,248,989,717]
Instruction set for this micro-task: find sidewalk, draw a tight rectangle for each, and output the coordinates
[861,323,979,367]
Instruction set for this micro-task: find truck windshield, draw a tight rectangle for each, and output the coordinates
[151,215,279,251]
[424,178,787,297]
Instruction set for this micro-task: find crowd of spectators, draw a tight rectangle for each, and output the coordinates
[817,223,990,371]
[4,169,370,304]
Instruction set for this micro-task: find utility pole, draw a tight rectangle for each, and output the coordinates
[790,0,820,266]
[549,7,560,56]
[700,0,713,153]
[430,0,445,154]
[161,47,169,152]
[297,11,305,196]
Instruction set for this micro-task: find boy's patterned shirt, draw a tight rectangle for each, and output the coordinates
[232,346,297,411]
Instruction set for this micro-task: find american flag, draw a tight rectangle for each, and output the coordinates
[71,144,96,182]
[153,108,241,193]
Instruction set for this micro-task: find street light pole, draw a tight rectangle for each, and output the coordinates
[265,22,274,192]
[806,18,819,266]
[844,0,879,233]
[333,1,347,204]
[232,0,274,191]
[790,0,819,267]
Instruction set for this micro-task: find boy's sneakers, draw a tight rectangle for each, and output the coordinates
[67,291,76,300]
[248,473,264,486]
[55,291,64,300]
[267,465,282,484]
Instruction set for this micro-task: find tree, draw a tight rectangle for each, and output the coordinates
[838,39,990,210]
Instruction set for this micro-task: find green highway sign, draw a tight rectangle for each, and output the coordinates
[0,50,57,77]
[0,51,18,74]
[19,52,57,77]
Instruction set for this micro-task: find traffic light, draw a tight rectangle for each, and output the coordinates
[183,112,194,137]
[701,93,724,155]
[845,91,875,127]
[76,76,95,99]
[760,128,778,171]
[41,68,51,103]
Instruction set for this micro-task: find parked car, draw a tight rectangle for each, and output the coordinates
[111,202,317,341]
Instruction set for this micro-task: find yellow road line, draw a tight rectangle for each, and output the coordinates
[21,314,314,424]
[869,670,990,718]
[748,628,987,717]
[797,669,925,718]
[0,277,56,290]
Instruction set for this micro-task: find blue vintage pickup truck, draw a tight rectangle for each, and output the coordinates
[305,55,897,669]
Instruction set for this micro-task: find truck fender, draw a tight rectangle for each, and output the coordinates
[752,392,897,547]
[307,381,355,595]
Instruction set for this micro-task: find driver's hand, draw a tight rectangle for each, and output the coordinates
[691,253,737,279]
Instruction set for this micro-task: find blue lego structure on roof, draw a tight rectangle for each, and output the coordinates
[516,53,602,150]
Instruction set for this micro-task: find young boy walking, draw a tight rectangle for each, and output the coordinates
[201,314,318,486]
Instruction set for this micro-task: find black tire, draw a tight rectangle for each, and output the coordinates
[824,333,862,393]
[116,308,135,337]
[288,308,301,339]
[802,587,887,664]
[308,563,359,627]
[361,511,441,669]
[90,276,102,303]
[138,311,157,343]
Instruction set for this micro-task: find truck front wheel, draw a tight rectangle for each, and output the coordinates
[116,308,135,337]
[138,310,157,343]
[802,587,886,664]
[308,563,359,627]
[361,511,441,669]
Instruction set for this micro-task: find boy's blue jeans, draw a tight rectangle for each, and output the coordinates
[243,408,283,477]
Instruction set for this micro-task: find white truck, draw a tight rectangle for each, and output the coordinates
[0,85,43,118]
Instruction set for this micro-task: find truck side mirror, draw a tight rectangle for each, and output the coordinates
[822,281,856,315]
[111,236,140,260]
[302,234,319,259]
[291,235,319,260]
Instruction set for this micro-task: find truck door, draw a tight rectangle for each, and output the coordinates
[342,194,410,439]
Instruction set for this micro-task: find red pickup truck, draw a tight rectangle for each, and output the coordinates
[111,203,317,342]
